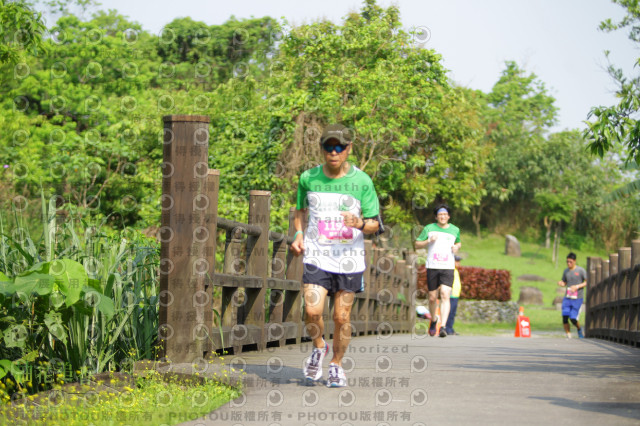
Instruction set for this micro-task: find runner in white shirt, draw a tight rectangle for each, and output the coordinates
[414,204,461,337]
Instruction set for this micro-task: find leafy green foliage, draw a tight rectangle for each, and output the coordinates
[0,0,47,64]
[0,199,159,395]
[586,0,640,166]
[253,0,486,230]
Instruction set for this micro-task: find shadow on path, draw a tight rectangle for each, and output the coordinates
[531,397,640,421]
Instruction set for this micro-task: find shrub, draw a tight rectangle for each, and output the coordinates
[459,266,511,302]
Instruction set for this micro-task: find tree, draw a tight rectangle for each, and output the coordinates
[586,0,640,166]
[258,0,487,232]
[470,62,557,237]
[0,0,46,64]
[533,190,575,261]
[532,130,638,252]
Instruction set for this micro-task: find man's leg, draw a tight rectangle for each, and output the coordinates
[571,300,584,338]
[302,283,330,380]
[561,298,572,337]
[428,288,440,335]
[303,284,328,348]
[562,315,571,337]
[438,285,452,337]
[426,269,441,336]
[428,289,439,324]
[439,285,452,329]
[329,290,355,366]
[446,297,458,334]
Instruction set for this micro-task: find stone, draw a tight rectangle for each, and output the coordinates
[552,296,564,310]
[517,274,546,282]
[517,286,544,305]
[505,234,521,257]
[457,300,518,323]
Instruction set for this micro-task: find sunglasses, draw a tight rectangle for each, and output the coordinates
[322,143,348,153]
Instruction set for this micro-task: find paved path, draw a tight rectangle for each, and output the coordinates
[179,334,640,426]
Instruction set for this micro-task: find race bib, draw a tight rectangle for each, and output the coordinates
[317,220,354,244]
[432,253,450,263]
[566,288,578,299]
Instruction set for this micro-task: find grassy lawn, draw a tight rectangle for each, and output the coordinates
[2,371,240,426]
[452,232,608,336]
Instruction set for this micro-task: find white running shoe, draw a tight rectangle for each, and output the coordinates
[303,340,328,381]
[326,363,347,387]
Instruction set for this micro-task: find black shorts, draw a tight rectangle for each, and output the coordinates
[302,263,364,296]
[426,268,454,292]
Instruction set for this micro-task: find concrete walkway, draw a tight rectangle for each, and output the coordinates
[179,334,640,426]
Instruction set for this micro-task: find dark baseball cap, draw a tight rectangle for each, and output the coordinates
[321,124,353,146]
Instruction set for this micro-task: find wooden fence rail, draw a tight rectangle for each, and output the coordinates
[159,115,417,363]
[585,239,640,347]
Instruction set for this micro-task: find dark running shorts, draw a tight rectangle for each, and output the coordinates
[303,263,364,296]
[426,268,454,291]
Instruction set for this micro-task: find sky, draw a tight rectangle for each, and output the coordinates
[56,0,638,133]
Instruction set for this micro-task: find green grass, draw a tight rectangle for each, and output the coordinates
[452,232,607,336]
[3,370,240,425]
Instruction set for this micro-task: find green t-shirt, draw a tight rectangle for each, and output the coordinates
[296,165,379,274]
[416,223,461,269]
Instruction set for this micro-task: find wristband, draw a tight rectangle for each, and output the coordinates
[357,218,365,231]
[294,230,303,239]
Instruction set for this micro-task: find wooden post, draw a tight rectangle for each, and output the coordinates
[406,251,418,334]
[200,169,219,358]
[223,227,243,355]
[159,114,211,363]
[592,258,602,330]
[396,259,406,332]
[586,257,596,337]
[619,248,631,300]
[631,240,640,299]
[360,240,373,336]
[269,226,287,347]
[245,190,270,351]
[609,254,618,306]
[284,207,303,344]
[631,241,640,341]
[619,247,632,339]
[370,247,382,333]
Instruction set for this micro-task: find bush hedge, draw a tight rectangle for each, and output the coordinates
[458,266,511,302]
[416,265,511,302]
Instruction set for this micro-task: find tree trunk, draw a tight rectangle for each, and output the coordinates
[471,204,483,239]
[556,222,562,269]
[552,222,558,264]
[543,216,551,249]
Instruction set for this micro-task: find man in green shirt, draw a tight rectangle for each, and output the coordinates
[414,204,461,338]
[290,124,380,387]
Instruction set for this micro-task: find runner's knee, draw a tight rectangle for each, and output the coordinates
[570,318,579,327]
[562,315,569,324]
[305,307,324,320]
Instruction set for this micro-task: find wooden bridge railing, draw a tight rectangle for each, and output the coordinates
[585,240,640,347]
[159,115,417,363]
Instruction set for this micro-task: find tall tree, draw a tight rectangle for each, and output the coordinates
[586,0,640,166]
[470,61,557,236]
[258,0,487,231]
